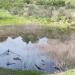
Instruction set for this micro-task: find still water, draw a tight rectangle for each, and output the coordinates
[0,36,58,72]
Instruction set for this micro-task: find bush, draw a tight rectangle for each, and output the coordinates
[36,0,65,6]
[52,0,65,7]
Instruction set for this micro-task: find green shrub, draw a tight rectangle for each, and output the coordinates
[52,0,65,7]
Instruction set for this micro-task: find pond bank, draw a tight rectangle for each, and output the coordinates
[0,24,72,42]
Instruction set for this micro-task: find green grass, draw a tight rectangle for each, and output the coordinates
[0,68,75,75]
[0,11,52,26]
[0,15,52,26]
[64,69,75,75]
[0,68,42,75]
[0,10,70,29]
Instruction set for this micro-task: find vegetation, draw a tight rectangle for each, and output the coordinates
[0,68,42,75]
[0,68,75,75]
[0,0,75,75]
[0,9,72,26]
[64,69,75,75]
[0,11,51,25]
[0,0,74,26]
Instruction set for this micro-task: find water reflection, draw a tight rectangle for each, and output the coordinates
[0,36,58,72]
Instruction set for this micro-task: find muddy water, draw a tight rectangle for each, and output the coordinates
[0,36,58,72]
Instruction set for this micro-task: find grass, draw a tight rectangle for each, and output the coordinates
[0,68,75,75]
[0,10,52,26]
[0,10,70,28]
[0,68,42,75]
[64,69,75,75]
[0,15,53,26]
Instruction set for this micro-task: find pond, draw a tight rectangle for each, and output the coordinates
[0,36,58,72]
